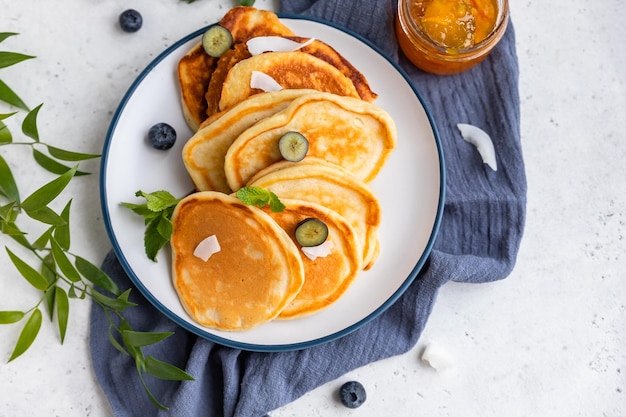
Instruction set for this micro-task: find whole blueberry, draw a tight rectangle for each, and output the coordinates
[119,9,143,33]
[339,381,366,409]
[148,123,177,150]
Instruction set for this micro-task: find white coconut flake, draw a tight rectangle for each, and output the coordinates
[193,235,221,262]
[301,239,334,261]
[246,36,315,56]
[421,342,453,372]
[457,123,497,171]
[250,71,283,92]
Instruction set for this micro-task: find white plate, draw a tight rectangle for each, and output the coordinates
[100,15,444,351]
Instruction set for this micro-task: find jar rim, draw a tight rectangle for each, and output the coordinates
[397,0,510,56]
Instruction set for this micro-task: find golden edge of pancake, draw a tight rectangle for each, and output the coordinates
[172,6,397,331]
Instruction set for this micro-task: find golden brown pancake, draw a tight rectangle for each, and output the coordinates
[248,158,381,269]
[223,91,397,191]
[290,36,377,102]
[219,6,295,43]
[261,199,363,319]
[170,191,305,331]
[218,51,361,111]
[204,43,252,118]
[177,7,295,130]
[178,44,217,131]
[183,89,318,193]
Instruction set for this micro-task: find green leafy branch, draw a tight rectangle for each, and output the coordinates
[0,32,192,411]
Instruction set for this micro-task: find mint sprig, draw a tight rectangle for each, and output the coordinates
[236,186,285,212]
[0,33,192,411]
[122,190,181,261]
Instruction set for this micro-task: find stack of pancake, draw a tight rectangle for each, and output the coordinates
[171,7,397,331]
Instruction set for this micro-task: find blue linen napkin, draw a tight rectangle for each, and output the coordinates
[90,1,527,415]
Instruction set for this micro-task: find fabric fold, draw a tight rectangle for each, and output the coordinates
[90,0,526,416]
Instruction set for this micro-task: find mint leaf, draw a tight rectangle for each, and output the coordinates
[122,190,181,261]
[236,186,285,212]
[268,191,286,212]
[135,190,180,212]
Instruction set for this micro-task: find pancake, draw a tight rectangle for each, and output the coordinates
[261,199,363,319]
[219,6,295,43]
[170,191,305,331]
[223,91,397,191]
[218,51,361,112]
[183,89,318,193]
[178,44,217,131]
[248,158,381,269]
[178,7,295,130]
[291,36,377,103]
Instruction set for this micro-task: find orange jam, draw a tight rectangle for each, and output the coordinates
[396,0,508,74]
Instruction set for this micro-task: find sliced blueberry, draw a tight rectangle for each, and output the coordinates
[119,9,143,33]
[339,381,366,409]
[148,123,177,150]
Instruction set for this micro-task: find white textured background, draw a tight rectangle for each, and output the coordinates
[1,1,624,416]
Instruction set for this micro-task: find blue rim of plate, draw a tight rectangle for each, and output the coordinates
[100,13,445,352]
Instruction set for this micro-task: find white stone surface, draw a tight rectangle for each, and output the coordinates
[1,1,624,416]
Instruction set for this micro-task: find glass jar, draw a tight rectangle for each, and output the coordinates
[395,0,509,75]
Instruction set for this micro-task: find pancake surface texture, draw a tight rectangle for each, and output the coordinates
[262,199,363,319]
[218,51,360,112]
[171,192,304,331]
[248,159,381,269]
[183,89,318,193]
[177,7,295,129]
[224,91,397,191]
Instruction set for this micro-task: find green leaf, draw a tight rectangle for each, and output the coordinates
[75,256,120,296]
[239,0,255,6]
[236,186,269,207]
[20,165,77,212]
[136,190,180,212]
[21,103,43,141]
[137,370,169,411]
[236,186,285,212]
[121,330,174,348]
[91,289,135,311]
[8,230,31,249]
[54,287,70,343]
[145,356,195,381]
[42,254,58,319]
[144,217,169,262]
[68,284,86,300]
[46,145,100,161]
[0,112,17,121]
[0,310,25,324]
[0,202,18,222]
[1,221,24,236]
[32,149,89,176]
[5,247,49,291]
[268,191,286,212]
[8,308,42,362]
[31,226,54,250]
[120,202,153,218]
[0,79,28,111]
[51,238,81,282]
[41,252,57,285]
[0,51,35,69]
[44,285,56,320]
[156,215,173,240]
[0,155,20,202]
[0,120,12,144]
[25,206,66,226]
[107,325,128,356]
[54,200,71,250]
[120,320,144,362]
[0,32,19,43]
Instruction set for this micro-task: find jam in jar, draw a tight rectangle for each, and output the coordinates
[396,0,509,75]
